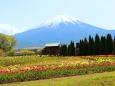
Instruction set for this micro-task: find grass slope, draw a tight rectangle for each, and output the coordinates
[1,71,115,86]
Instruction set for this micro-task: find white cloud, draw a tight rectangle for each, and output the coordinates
[0,24,30,35]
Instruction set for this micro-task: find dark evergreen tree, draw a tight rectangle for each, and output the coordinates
[88,36,94,55]
[76,43,80,56]
[93,34,100,55]
[76,34,115,56]
[68,44,71,56]
[113,36,115,54]
[79,40,84,56]
[100,36,106,54]
[68,41,75,56]
[60,44,67,56]
[105,34,113,54]
[83,38,88,55]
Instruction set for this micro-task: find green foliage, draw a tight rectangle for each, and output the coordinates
[76,43,80,55]
[61,33,115,56]
[0,49,4,56]
[113,37,115,54]
[68,41,75,56]
[60,44,67,56]
[79,40,84,56]
[100,36,106,54]
[36,49,42,55]
[78,34,115,56]
[0,56,114,84]
[88,36,94,55]
[105,34,113,54]
[60,41,75,56]
[0,56,62,66]
[93,34,100,55]
[0,61,115,84]
[7,49,15,56]
[83,38,88,55]
[20,50,35,56]
[0,33,17,52]
[1,71,115,86]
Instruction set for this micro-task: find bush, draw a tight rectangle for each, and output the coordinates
[0,49,4,56]
[36,49,42,55]
[7,49,15,56]
[20,50,35,56]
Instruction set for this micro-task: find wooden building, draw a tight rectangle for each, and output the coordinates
[43,42,61,55]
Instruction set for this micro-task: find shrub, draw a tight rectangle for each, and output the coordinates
[0,49,4,56]
[7,49,15,56]
[20,50,35,56]
[36,49,42,55]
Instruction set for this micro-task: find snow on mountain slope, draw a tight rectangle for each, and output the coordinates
[40,15,81,27]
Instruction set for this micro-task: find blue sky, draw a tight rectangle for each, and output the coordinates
[0,0,115,35]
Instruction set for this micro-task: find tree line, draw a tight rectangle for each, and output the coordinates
[60,41,75,56]
[60,34,115,56]
[1,33,114,56]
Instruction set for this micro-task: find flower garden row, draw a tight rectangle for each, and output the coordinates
[0,61,115,84]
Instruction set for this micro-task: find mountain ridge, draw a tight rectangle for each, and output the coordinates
[14,15,115,48]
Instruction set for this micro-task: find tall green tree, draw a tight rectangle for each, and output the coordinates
[60,44,67,56]
[79,40,84,56]
[100,36,106,54]
[76,34,115,56]
[105,34,113,54]
[68,41,75,56]
[113,36,115,54]
[76,43,80,56]
[93,34,100,55]
[88,36,94,55]
[83,38,88,55]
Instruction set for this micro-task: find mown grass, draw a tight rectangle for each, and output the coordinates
[1,71,115,86]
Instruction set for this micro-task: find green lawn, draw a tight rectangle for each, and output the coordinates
[1,71,115,86]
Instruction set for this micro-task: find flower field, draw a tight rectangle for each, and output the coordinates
[0,56,115,84]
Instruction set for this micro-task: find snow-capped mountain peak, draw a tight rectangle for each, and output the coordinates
[42,15,79,27]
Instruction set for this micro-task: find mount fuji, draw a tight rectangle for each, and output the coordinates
[14,15,115,48]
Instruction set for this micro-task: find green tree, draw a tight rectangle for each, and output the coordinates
[88,36,94,55]
[10,36,17,49]
[0,33,17,52]
[113,36,115,54]
[68,41,75,56]
[100,36,106,54]
[76,43,80,56]
[79,40,84,56]
[83,38,88,55]
[60,44,67,56]
[105,34,113,54]
[93,34,100,55]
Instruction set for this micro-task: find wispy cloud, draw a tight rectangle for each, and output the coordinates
[0,24,30,35]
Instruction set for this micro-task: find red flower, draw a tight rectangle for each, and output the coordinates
[112,62,115,66]
[54,66,62,70]
[3,70,9,74]
[20,69,26,74]
[0,70,2,73]
[78,66,82,69]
